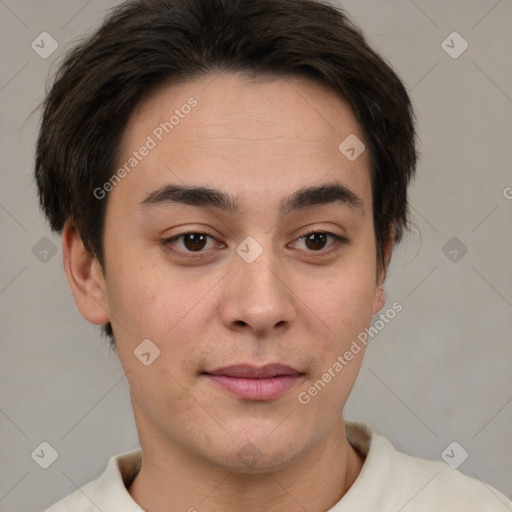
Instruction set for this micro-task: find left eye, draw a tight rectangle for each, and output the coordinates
[293,231,346,252]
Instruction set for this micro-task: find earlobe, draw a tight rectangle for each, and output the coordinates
[62,222,111,325]
[372,227,395,315]
[371,284,386,315]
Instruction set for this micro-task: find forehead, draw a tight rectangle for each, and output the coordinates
[110,72,372,214]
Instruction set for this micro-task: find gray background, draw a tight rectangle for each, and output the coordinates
[1,0,511,510]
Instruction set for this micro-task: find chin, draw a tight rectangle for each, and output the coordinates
[205,428,309,475]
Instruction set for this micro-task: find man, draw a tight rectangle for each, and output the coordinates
[35,0,511,510]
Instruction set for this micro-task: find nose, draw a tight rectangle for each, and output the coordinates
[219,242,297,337]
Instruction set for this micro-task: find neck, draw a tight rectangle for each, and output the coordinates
[128,417,364,512]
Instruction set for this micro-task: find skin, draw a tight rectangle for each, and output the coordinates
[63,72,393,512]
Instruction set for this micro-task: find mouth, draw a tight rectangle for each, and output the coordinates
[201,363,305,400]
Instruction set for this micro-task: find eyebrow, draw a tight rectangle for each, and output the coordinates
[140,181,364,217]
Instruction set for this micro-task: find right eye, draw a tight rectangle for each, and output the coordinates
[162,231,224,258]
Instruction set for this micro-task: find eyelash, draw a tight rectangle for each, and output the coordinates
[161,229,348,259]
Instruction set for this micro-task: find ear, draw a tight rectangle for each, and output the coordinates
[371,227,395,315]
[62,221,111,325]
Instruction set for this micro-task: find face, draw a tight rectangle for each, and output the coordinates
[75,72,389,472]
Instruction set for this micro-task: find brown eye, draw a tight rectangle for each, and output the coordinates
[164,232,218,256]
[293,231,347,253]
[181,233,209,251]
[303,232,328,251]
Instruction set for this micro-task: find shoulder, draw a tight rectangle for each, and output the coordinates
[343,421,512,512]
[44,449,143,512]
[44,478,100,512]
[392,446,511,511]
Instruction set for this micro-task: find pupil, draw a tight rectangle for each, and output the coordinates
[185,234,207,251]
[306,233,326,251]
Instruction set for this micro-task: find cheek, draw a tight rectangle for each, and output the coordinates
[297,262,378,380]
[127,362,205,439]
[298,274,375,407]
[103,246,183,338]
[104,255,221,378]
[104,266,160,338]
[303,266,377,332]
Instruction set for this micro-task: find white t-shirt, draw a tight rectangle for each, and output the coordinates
[45,421,511,511]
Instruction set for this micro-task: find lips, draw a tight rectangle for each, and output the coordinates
[202,364,304,400]
[205,363,301,379]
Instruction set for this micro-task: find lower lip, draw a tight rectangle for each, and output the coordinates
[205,374,303,400]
